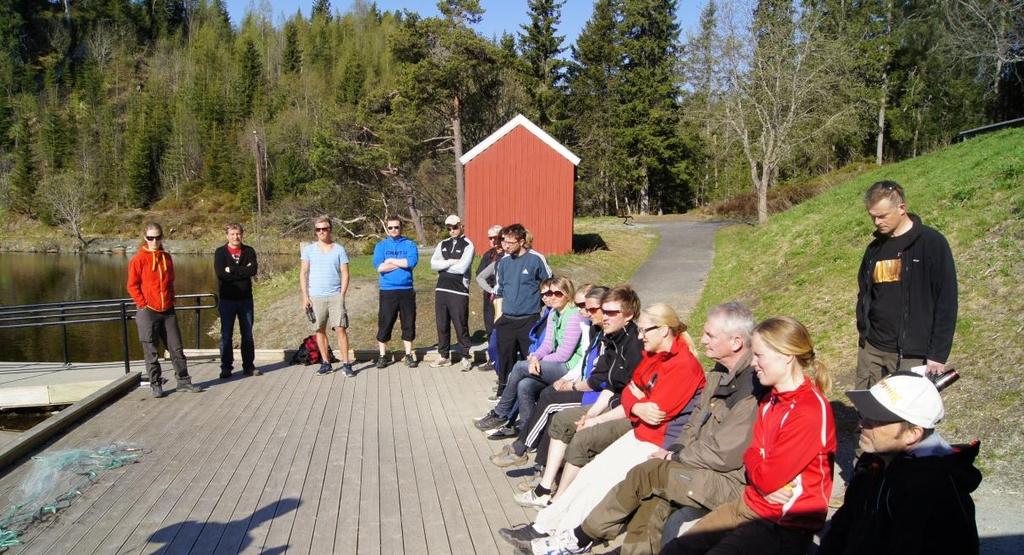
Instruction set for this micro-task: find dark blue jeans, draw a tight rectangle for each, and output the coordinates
[494,360,568,426]
[219,298,255,372]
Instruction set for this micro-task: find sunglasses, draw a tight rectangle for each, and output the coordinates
[639,325,661,334]
[145,235,162,241]
[488,236,500,241]
[541,290,565,298]
[387,225,401,230]
[585,307,602,314]
[602,309,622,317]
[575,302,586,309]
[315,227,331,232]
[447,225,460,230]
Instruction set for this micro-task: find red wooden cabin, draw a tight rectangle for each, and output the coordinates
[459,114,580,255]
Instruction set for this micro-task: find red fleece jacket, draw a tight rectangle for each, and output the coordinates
[127,245,176,311]
[620,335,705,446]
[743,378,836,531]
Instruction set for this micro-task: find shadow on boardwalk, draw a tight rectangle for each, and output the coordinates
[147,497,299,554]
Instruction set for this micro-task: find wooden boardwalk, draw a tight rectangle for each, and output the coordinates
[0,360,536,554]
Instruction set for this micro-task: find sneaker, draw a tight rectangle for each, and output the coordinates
[341,363,356,378]
[376,357,389,369]
[487,393,500,403]
[219,370,231,379]
[317,362,332,375]
[479,361,495,372]
[459,357,474,372]
[514,488,551,509]
[430,357,452,368]
[474,411,506,431]
[490,444,529,467]
[499,524,548,550]
[487,425,518,441]
[246,368,262,376]
[404,353,419,368]
[530,528,592,554]
[518,476,543,492]
[151,383,165,398]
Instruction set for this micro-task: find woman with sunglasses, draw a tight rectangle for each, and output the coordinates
[504,304,705,550]
[662,317,836,555]
[490,285,608,467]
[475,276,587,436]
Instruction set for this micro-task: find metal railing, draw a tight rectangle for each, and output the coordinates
[955,116,1024,142]
[0,294,219,374]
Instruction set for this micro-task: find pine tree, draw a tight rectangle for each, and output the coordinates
[518,0,566,127]
[567,0,625,214]
[312,0,332,20]
[282,21,302,74]
[238,38,263,118]
[9,120,38,216]
[437,0,483,25]
[617,0,687,214]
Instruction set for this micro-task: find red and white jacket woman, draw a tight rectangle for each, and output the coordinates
[742,378,836,531]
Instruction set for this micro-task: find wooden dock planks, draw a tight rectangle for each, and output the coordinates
[1,358,539,554]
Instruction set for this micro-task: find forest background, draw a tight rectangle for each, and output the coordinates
[0,0,1021,248]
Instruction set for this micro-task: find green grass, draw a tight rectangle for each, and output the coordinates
[689,128,1024,482]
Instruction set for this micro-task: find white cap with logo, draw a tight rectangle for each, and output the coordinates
[444,215,461,226]
[846,372,945,429]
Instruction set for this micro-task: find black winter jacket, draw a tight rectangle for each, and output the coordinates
[214,244,258,301]
[586,320,644,406]
[818,439,981,555]
[856,214,958,362]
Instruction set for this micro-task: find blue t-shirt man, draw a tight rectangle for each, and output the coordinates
[301,242,349,297]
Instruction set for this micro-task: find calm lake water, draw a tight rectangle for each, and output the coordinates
[0,251,295,363]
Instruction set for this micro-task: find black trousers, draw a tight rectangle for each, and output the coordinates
[483,294,496,336]
[377,289,416,343]
[435,290,470,358]
[515,386,583,459]
[135,307,189,383]
[494,314,536,394]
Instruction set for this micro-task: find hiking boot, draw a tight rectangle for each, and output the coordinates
[317,362,332,375]
[376,357,389,369]
[514,488,552,509]
[176,377,203,393]
[151,383,165,398]
[490,444,529,468]
[404,353,419,368]
[459,357,474,372]
[430,357,452,368]
[474,411,506,431]
[487,425,518,440]
[341,363,356,378]
[499,524,548,550]
[530,528,592,554]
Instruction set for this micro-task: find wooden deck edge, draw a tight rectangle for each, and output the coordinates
[0,371,142,473]
[183,346,490,363]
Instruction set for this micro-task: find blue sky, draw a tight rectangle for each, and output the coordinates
[226,0,711,46]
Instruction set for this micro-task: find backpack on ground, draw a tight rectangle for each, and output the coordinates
[291,335,338,365]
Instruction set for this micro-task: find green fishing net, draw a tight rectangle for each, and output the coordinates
[0,443,143,549]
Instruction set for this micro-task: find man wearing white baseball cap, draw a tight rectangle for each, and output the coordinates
[818,372,980,554]
[430,215,475,370]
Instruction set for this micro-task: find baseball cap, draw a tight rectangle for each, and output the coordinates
[846,372,944,429]
[444,215,461,226]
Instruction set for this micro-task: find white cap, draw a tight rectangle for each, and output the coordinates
[846,372,944,428]
[444,215,461,226]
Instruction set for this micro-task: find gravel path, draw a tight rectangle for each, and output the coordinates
[628,218,726,319]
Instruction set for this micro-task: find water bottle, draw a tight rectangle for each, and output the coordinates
[931,368,960,392]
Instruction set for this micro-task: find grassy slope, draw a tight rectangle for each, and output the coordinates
[690,129,1024,481]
